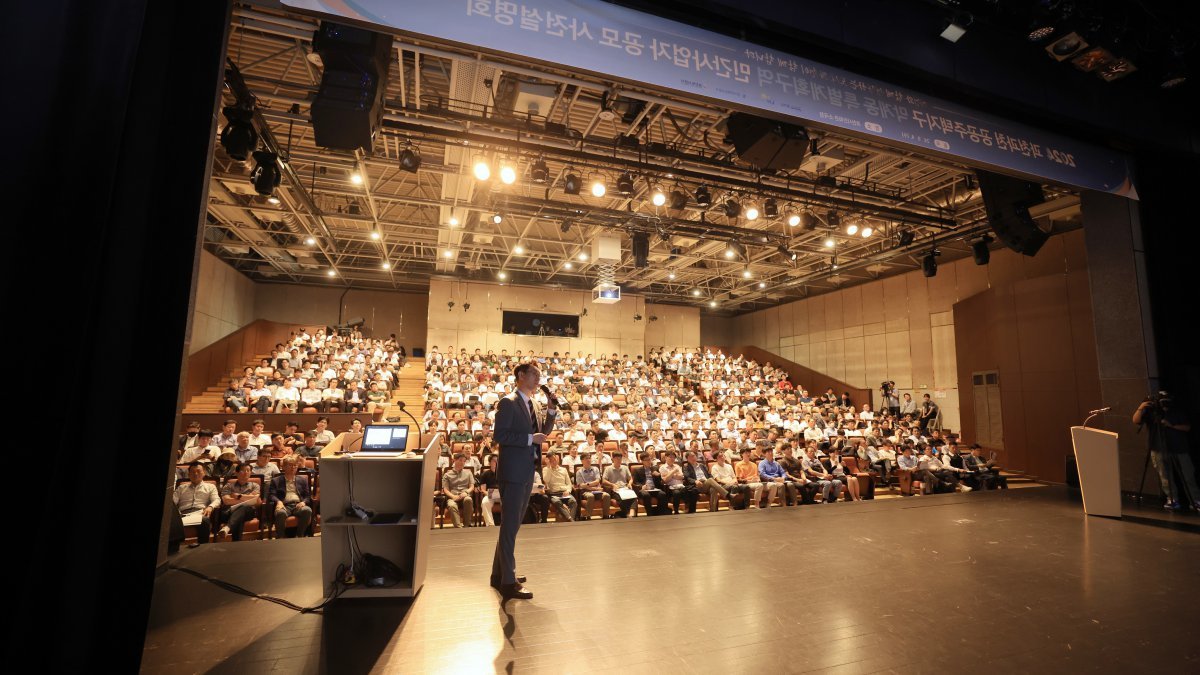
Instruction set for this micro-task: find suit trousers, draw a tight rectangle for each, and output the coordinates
[491,476,533,585]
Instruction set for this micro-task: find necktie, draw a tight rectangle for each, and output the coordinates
[527,398,537,432]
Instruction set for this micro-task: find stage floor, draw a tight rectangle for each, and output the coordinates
[142,487,1199,674]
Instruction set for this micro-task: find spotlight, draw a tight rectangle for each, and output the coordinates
[399,142,421,173]
[578,252,588,261]
[564,261,574,270]
[350,171,363,185]
[861,225,873,238]
[563,170,581,195]
[531,157,549,183]
[776,244,797,261]
[616,172,635,195]
[327,269,337,277]
[692,289,701,296]
[497,271,508,280]
[448,215,460,227]
[219,106,258,161]
[591,178,607,198]
[492,213,503,224]
[1028,25,1056,41]
[669,189,688,210]
[444,249,455,258]
[513,244,525,254]
[499,164,517,185]
[668,272,676,280]
[560,221,572,233]
[463,303,470,311]
[763,199,778,218]
[473,158,491,181]
[250,151,281,197]
[922,250,939,277]
[745,205,760,220]
[723,199,742,218]
[742,267,752,279]
[758,281,766,289]
[370,231,381,240]
[305,237,316,245]
[694,185,712,206]
[973,235,993,265]
[846,222,859,236]
[898,230,916,246]
[824,237,835,248]
[786,213,801,227]
[709,300,717,308]
[651,187,666,207]
[382,262,391,269]
[267,196,281,205]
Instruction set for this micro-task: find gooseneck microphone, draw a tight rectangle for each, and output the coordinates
[393,400,424,452]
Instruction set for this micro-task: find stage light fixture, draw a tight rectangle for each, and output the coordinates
[651,186,666,207]
[758,281,766,289]
[444,249,455,258]
[591,178,607,197]
[305,237,316,245]
[399,142,421,173]
[973,235,993,265]
[513,244,525,254]
[350,171,363,185]
[709,300,717,308]
[578,252,588,261]
[824,237,835,248]
[922,250,939,277]
[559,221,571,233]
[473,157,491,181]
[787,213,801,227]
[492,213,503,224]
[846,222,859,236]
[669,189,688,210]
[250,151,282,197]
[616,172,635,195]
[382,262,391,269]
[694,185,712,206]
[497,271,507,280]
[564,261,573,270]
[448,215,460,227]
[499,164,517,185]
[723,199,742,218]
[742,267,752,279]
[219,106,258,161]
[370,231,380,240]
[531,157,549,183]
[327,269,337,277]
[692,289,701,296]
[563,170,581,195]
[267,196,281,205]
[763,198,778,218]
[745,205,760,220]
[861,225,874,238]
[899,230,916,246]
[668,272,676,280]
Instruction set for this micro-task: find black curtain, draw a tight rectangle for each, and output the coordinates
[7,0,230,670]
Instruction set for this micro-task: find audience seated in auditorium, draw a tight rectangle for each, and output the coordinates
[440,453,475,528]
[218,462,260,541]
[270,456,313,538]
[542,452,577,522]
[175,462,219,545]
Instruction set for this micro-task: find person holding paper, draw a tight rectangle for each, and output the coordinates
[603,452,637,518]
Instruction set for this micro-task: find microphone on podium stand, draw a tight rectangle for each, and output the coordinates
[390,401,424,452]
[1083,406,1111,428]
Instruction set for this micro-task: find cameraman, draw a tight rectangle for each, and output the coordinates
[881,382,900,418]
[1133,395,1199,511]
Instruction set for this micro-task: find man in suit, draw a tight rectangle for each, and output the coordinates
[490,363,557,600]
[269,456,313,538]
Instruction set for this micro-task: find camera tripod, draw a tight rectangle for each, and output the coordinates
[1135,414,1197,508]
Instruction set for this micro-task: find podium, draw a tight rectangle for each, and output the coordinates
[1070,426,1121,518]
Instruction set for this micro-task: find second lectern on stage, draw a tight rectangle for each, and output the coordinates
[1070,425,1121,518]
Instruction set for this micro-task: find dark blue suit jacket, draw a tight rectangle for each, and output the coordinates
[493,392,555,483]
[269,474,312,508]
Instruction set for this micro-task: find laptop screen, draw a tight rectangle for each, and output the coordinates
[360,425,409,453]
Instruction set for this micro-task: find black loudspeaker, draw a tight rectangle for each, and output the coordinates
[310,22,392,151]
[631,232,650,268]
[975,169,1048,256]
[725,113,810,171]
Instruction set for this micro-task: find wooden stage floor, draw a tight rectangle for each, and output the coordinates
[141,486,1199,674]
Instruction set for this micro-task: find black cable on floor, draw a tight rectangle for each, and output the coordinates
[167,563,345,614]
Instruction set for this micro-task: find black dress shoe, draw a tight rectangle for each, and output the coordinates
[499,583,533,600]
[490,575,527,588]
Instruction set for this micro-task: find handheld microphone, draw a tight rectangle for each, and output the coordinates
[539,384,561,407]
